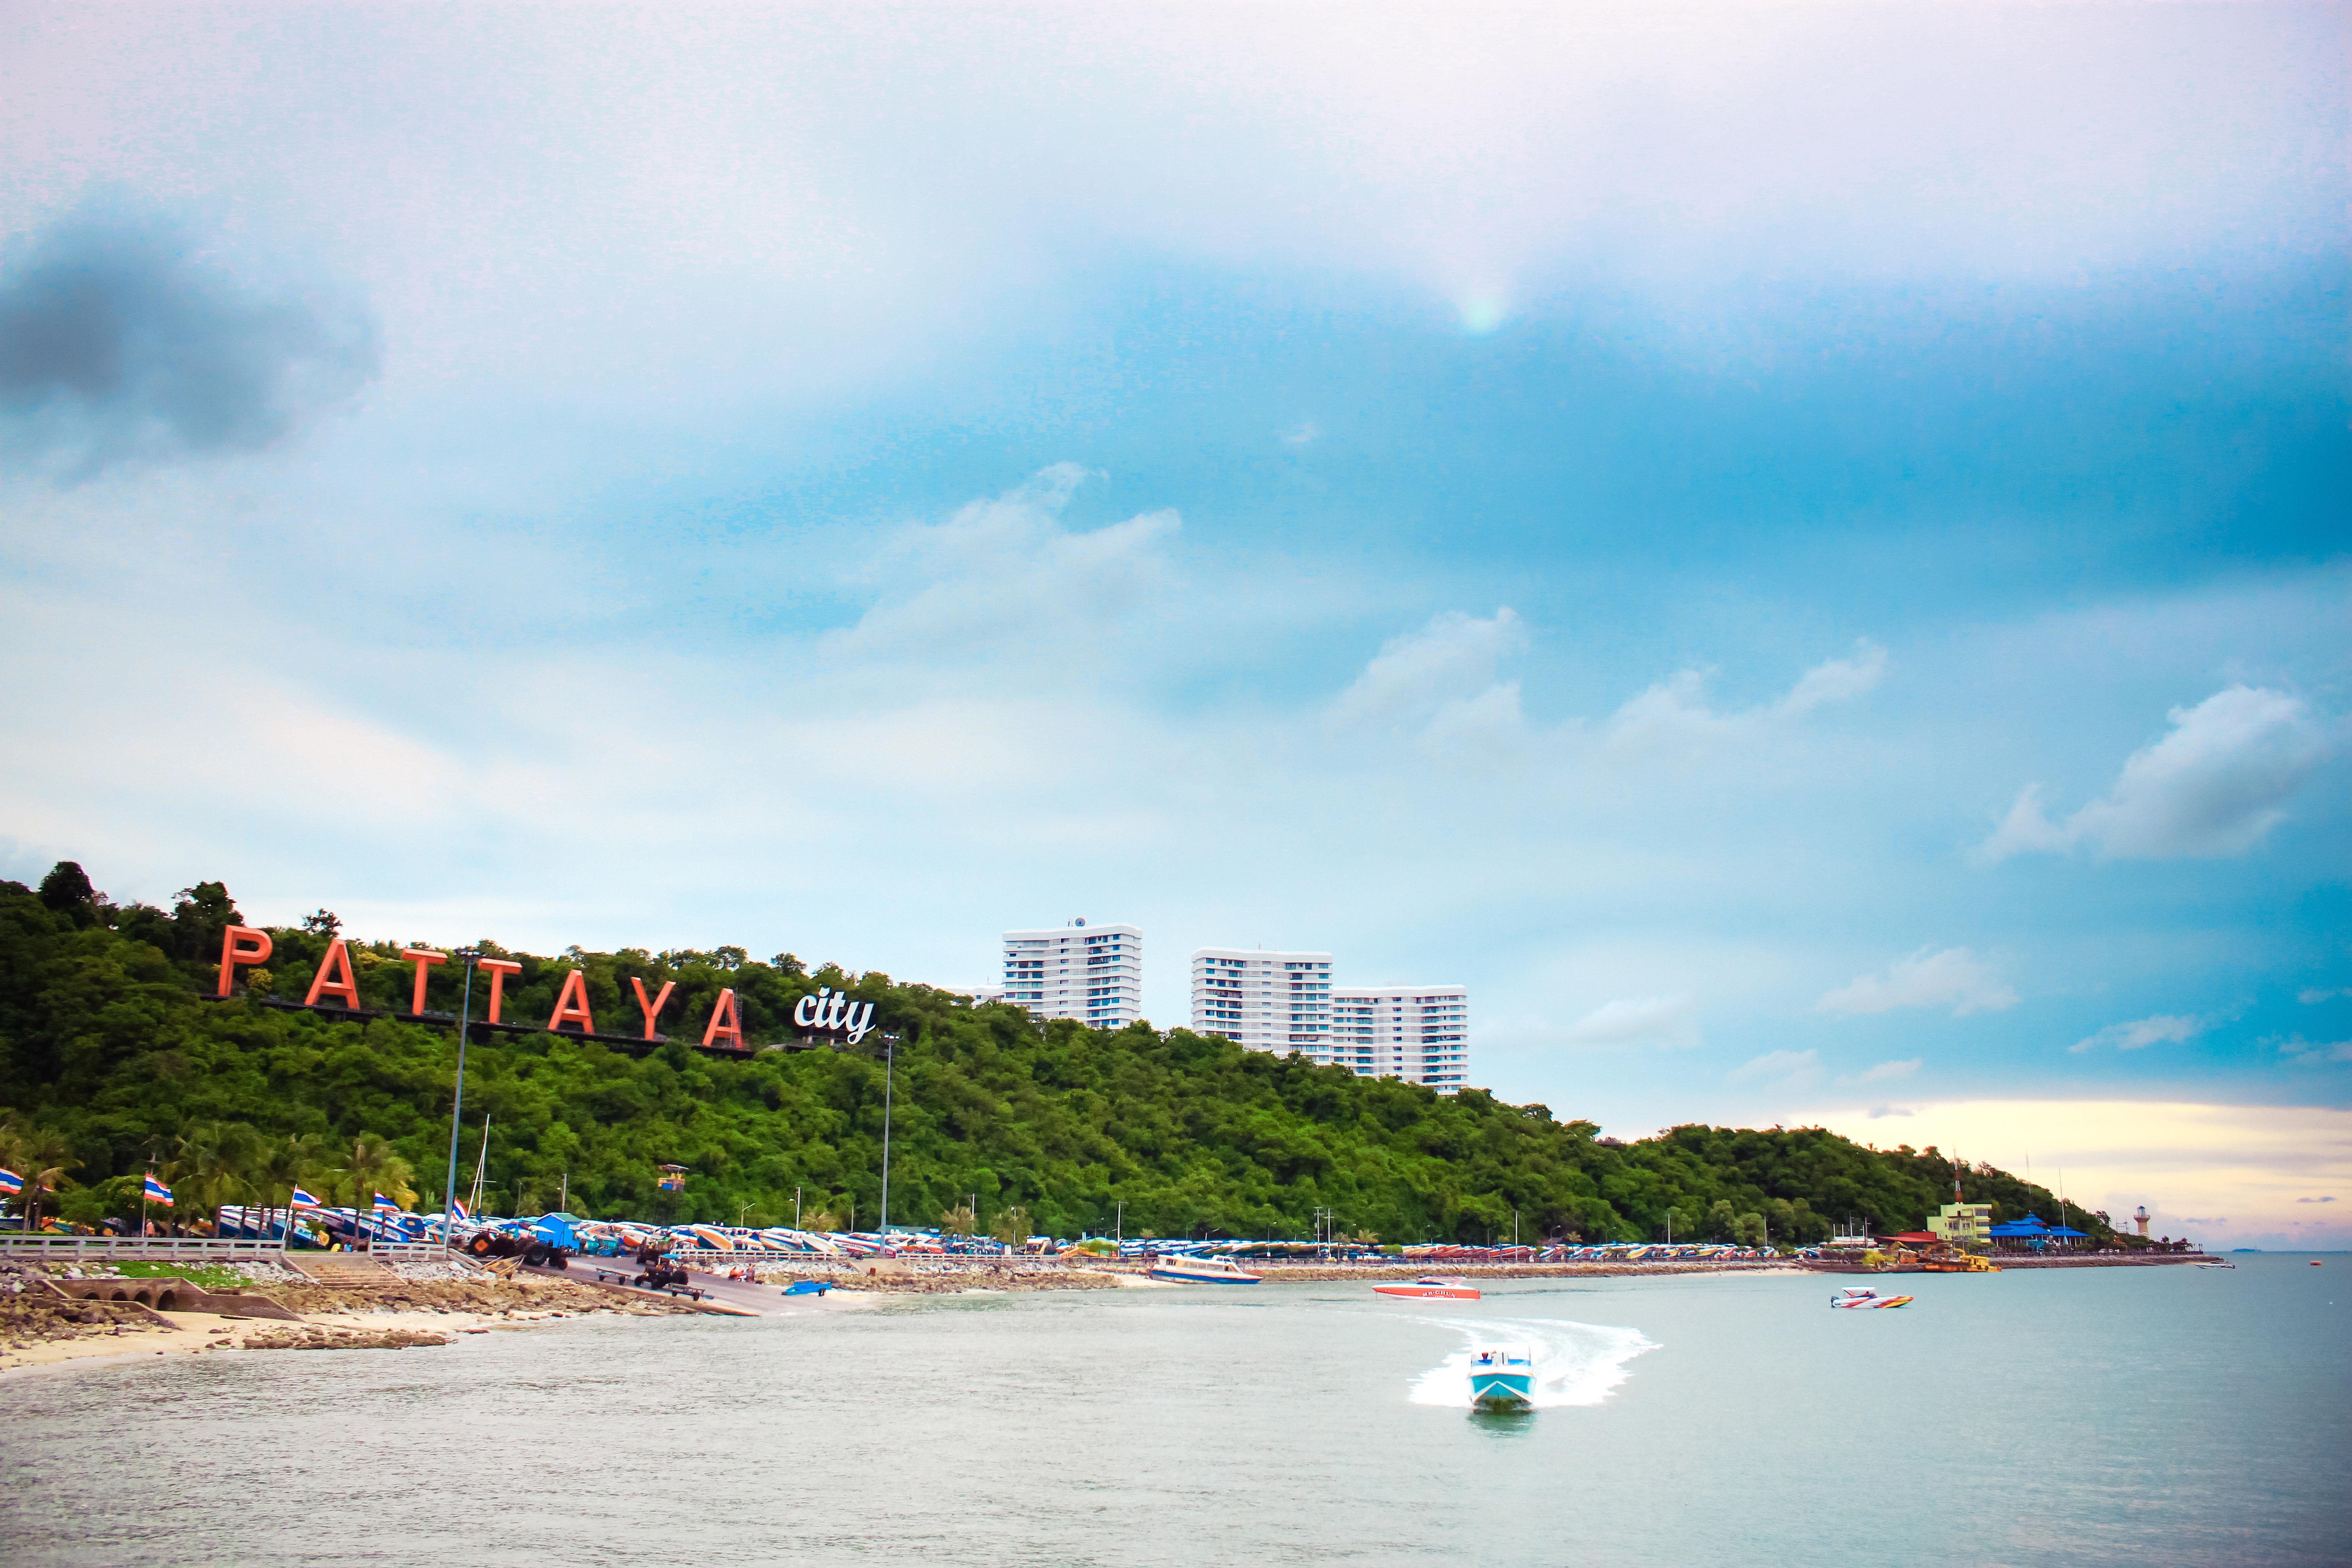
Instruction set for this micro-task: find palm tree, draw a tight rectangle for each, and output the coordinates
[174,1122,265,1232]
[333,1134,417,1246]
[252,1133,329,1242]
[0,1119,79,1234]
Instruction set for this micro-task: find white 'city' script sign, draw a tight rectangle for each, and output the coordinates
[793,985,877,1045]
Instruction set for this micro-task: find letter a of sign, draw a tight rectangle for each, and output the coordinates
[702,987,744,1050]
[632,977,676,1040]
[305,938,362,1010]
[546,970,595,1034]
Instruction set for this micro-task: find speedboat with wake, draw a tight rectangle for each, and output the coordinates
[1830,1287,1913,1309]
[1467,1343,1536,1410]
[1146,1254,1263,1285]
[1374,1275,1480,1300]
[2192,1259,2235,1270]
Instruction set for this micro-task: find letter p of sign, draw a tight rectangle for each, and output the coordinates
[217,926,273,996]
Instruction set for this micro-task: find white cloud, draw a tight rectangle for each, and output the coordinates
[1776,642,1891,718]
[2279,1038,2352,1066]
[1559,995,1700,1050]
[1983,686,2329,862]
[1817,947,2018,1017]
[1848,1057,1922,1084]
[822,465,1181,671]
[1330,608,1528,743]
[1605,640,1885,757]
[1279,421,1319,446]
[1730,1048,1821,1085]
[2069,1014,2204,1054]
[2300,988,2349,1005]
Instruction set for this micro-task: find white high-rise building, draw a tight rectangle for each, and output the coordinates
[1330,986,1470,1091]
[1001,921,1142,1029]
[1188,949,1332,1054]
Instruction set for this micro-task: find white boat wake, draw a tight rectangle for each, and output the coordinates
[1406,1317,1659,1409]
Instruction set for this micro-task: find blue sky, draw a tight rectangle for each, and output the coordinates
[2,5,2346,1244]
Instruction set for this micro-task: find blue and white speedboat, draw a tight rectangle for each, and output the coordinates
[1146,1254,1262,1285]
[1467,1343,1536,1410]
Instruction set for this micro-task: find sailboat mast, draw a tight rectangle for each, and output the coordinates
[470,1117,491,1214]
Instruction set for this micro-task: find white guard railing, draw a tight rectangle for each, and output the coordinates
[0,1235,291,1260]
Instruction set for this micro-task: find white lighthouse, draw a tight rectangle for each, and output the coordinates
[2135,1205,2151,1237]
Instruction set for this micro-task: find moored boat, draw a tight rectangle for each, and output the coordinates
[1146,1254,1263,1285]
[1830,1287,1913,1309]
[1373,1275,1480,1300]
[1918,1252,1999,1273]
[1467,1343,1536,1409]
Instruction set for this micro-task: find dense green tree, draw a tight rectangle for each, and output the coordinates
[0,871,2102,1245]
[37,862,95,915]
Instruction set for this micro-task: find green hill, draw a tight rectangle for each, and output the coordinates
[0,863,2109,1246]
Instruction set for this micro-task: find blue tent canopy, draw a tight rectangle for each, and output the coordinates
[1988,1212,2089,1241]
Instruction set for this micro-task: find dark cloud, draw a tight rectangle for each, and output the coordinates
[0,204,377,477]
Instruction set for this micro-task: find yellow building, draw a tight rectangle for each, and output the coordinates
[1927,1202,1994,1252]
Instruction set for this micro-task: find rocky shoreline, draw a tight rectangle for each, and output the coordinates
[0,1268,707,1375]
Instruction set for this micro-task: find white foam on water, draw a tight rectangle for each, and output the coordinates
[1406,1316,1660,1409]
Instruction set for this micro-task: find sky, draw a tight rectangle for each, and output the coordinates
[1,4,2346,1248]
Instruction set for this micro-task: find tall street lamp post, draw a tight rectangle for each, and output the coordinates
[878,1031,901,1234]
[442,949,483,1249]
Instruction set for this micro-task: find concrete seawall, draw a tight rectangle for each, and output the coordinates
[42,1276,305,1321]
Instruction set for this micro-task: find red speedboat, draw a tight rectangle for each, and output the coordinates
[1373,1275,1480,1300]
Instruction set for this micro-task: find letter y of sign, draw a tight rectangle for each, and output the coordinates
[632,977,676,1041]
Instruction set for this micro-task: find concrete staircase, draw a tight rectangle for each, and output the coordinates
[286,1254,396,1285]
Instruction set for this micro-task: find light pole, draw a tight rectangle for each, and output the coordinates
[878,1031,900,1234]
[441,949,482,1248]
[795,1187,802,1229]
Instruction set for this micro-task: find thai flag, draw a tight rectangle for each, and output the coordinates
[0,1168,20,1196]
[290,1186,321,1208]
[372,1192,399,1215]
[450,1196,471,1220]
[143,1172,173,1203]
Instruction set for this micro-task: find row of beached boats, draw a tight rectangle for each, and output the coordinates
[1146,1257,1490,1301]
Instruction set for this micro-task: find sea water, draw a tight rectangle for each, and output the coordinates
[1,1257,2345,1566]
[1405,1315,1658,1408]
